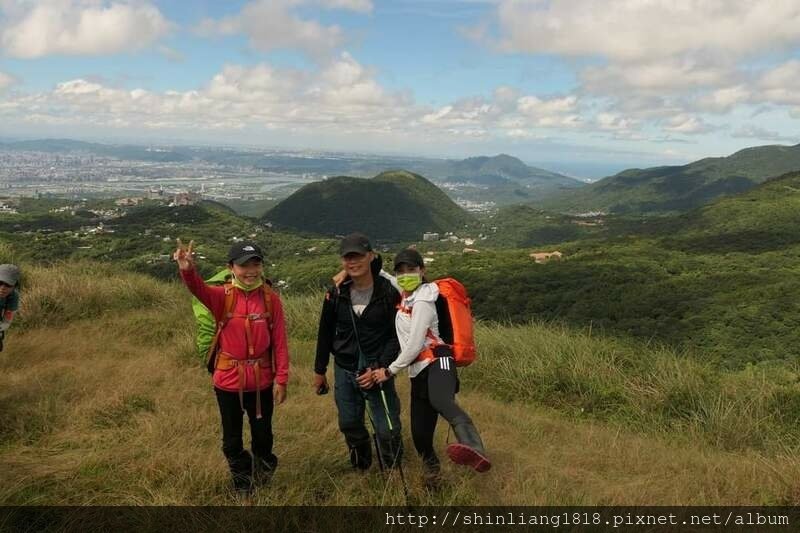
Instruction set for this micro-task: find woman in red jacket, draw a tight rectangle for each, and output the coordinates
[175,239,290,496]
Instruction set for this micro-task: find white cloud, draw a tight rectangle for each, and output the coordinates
[0,55,412,133]
[418,91,582,134]
[663,114,716,135]
[732,125,798,143]
[493,0,800,62]
[195,0,371,60]
[696,85,751,113]
[0,50,602,143]
[0,0,171,58]
[758,60,800,106]
[318,0,372,12]
[581,59,734,93]
[482,0,800,135]
[517,95,576,116]
[595,112,639,133]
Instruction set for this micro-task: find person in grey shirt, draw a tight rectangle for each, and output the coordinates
[314,233,403,471]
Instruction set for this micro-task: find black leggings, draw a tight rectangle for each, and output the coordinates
[215,387,276,476]
[409,356,473,464]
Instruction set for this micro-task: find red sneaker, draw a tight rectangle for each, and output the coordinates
[446,443,491,472]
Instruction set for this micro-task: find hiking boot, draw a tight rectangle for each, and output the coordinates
[228,450,254,497]
[232,472,253,497]
[447,419,491,473]
[254,454,278,487]
[349,441,372,470]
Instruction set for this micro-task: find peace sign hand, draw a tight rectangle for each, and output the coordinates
[173,238,196,271]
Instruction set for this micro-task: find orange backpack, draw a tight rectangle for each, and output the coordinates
[430,278,476,367]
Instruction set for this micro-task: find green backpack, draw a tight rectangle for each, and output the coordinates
[191,269,232,359]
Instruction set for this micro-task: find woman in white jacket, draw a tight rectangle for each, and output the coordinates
[372,248,490,486]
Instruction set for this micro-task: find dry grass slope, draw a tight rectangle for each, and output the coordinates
[1,262,799,505]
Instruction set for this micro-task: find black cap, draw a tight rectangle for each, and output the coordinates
[393,248,424,271]
[0,264,19,286]
[227,241,264,265]
[339,233,373,256]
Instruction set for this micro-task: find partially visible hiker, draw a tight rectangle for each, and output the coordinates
[174,239,289,496]
[370,248,491,488]
[314,233,404,471]
[0,264,20,353]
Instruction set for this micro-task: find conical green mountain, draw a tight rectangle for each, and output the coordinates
[264,170,475,240]
[537,143,800,214]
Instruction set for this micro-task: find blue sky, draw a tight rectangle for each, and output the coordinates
[1,0,799,178]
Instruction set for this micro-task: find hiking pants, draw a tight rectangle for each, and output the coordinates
[409,356,472,464]
[333,364,403,467]
[215,387,277,479]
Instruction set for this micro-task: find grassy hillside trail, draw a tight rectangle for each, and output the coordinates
[2,280,798,506]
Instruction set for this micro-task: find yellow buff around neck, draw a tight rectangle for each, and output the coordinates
[232,275,264,292]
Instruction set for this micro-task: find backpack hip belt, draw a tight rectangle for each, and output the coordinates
[216,351,271,419]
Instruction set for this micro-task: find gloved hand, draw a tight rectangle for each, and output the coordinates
[0,321,10,332]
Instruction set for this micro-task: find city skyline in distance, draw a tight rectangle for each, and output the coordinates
[1,1,799,178]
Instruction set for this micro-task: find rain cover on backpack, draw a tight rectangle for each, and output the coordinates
[191,268,231,359]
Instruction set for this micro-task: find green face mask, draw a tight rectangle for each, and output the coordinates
[397,273,422,292]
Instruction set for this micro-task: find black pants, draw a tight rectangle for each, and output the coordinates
[215,387,277,478]
[410,356,472,465]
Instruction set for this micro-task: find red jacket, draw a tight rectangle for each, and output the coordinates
[181,267,290,392]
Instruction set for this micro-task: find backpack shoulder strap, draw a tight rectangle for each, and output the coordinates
[261,283,273,331]
[206,282,237,374]
[222,282,236,323]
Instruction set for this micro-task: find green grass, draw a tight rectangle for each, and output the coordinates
[2,261,800,505]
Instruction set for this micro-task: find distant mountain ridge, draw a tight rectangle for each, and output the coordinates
[264,170,474,240]
[0,139,582,206]
[444,154,575,185]
[0,138,194,163]
[536,143,800,214]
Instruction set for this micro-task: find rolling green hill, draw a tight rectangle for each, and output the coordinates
[264,170,475,240]
[537,143,800,214]
[431,173,800,367]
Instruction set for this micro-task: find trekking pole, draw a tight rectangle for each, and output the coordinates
[377,383,411,509]
[363,399,386,472]
[348,304,410,507]
[361,384,411,509]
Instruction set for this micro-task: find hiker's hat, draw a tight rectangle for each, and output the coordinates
[228,242,264,265]
[0,264,19,286]
[339,233,372,256]
[393,248,424,271]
